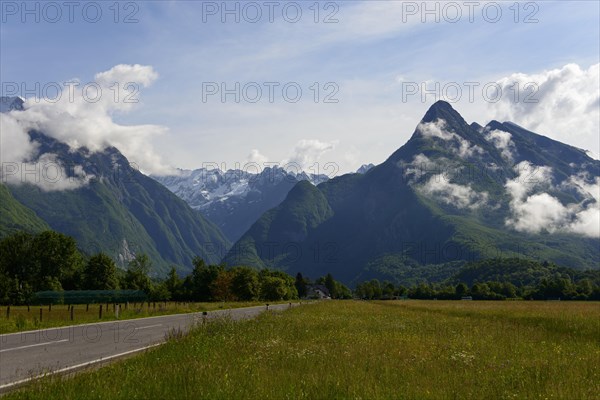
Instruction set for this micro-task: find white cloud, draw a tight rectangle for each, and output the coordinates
[2,65,173,177]
[285,139,338,170]
[406,153,436,173]
[491,63,600,157]
[1,152,94,192]
[417,119,483,158]
[402,153,449,180]
[407,151,490,210]
[420,174,488,209]
[242,139,338,174]
[505,191,570,234]
[505,162,600,237]
[0,112,38,163]
[483,128,516,162]
[563,174,600,203]
[0,112,94,191]
[417,119,455,141]
[504,161,554,200]
[568,206,600,237]
[247,149,269,165]
[95,64,159,88]
[456,138,483,159]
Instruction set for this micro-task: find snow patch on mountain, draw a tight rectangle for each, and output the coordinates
[153,166,328,211]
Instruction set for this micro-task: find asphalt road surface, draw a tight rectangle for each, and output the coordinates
[0,303,297,392]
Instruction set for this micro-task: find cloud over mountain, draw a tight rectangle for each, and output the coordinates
[483,128,516,162]
[417,119,483,158]
[420,175,488,210]
[505,161,600,237]
[1,65,172,190]
[492,63,600,157]
[248,139,338,173]
[286,139,338,170]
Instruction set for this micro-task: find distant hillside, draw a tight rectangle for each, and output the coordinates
[0,100,230,274]
[153,167,329,243]
[224,101,600,285]
[8,131,229,273]
[450,258,600,287]
[0,184,49,236]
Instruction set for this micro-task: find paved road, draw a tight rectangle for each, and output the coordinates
[0,303,297,392]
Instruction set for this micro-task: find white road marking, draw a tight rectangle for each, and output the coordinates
[0,343,162,391]
[0,339,69,353]
[0,303,290,338]
[136,324,163,330]
[0,303,300,392]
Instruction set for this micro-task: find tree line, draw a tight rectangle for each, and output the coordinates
[0,231,349,305]
[1,231,598,304]
[354,277,600,301]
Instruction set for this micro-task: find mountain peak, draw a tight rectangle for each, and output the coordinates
[0,96,24,112]
[357,163,375,174]
[422,100,462,123]
[470,122,483,132]
[388,101,475,163]
[428,99,454,110]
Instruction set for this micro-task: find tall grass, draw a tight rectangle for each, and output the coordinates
[6,300,600,399]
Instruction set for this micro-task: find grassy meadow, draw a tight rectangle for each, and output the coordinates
[0,301,287,334]
[6,300,600,399]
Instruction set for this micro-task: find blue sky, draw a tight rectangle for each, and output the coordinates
[1,1,599,174]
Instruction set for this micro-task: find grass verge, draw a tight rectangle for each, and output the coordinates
[0,301,294,335]
[5,300,600,399]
